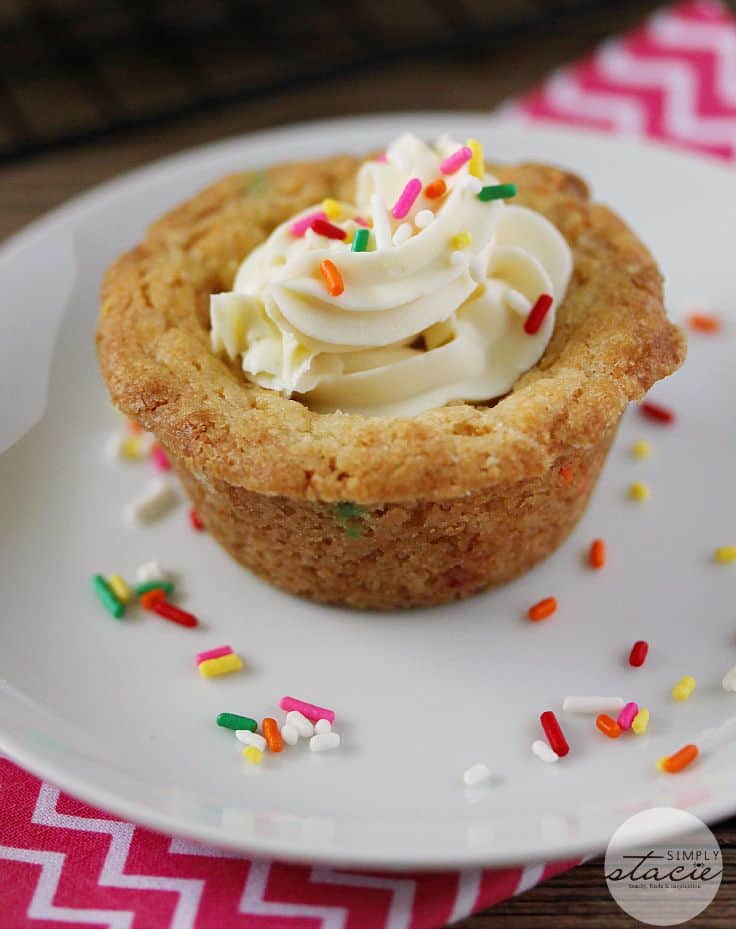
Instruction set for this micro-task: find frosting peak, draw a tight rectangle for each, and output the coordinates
[210,133,572,417]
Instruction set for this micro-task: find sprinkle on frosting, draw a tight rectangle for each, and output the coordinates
[210,133,573,417]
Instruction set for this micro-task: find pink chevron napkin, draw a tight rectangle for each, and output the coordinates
[510,0,736,162]
[2,2,735,927]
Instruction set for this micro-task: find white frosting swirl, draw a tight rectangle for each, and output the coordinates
[210,133,572,417]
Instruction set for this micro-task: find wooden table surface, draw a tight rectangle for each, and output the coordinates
[1,1,734,924]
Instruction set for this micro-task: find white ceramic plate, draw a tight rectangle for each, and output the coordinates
[1,114,735,870]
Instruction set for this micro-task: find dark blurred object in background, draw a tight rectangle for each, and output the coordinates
[0,0,652,164]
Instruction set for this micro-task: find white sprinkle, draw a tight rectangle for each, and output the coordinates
[463,762,490,786]
[104,432,124,461]
[505,289,531,315]
[414,209,434,229]
[469,254,487,284]
[463,176,482,194]
[286,710,314,738]
[135,560,167,584]
[123,478,178,525]
[450,251,466,266]
[304,228,321,249]
[697,714,736,753]
[235,731,266,751]
[281,723,299,746]
[562,696,626,715]
[370,193,392,250]
[531,740,559,764]
[309,732,340,752]
[314,718,332,734]
[392,222,413,246]
[722,665,736,693]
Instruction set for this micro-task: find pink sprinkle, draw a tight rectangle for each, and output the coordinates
[279,695,335,724]
[375,153,388,163]
[196,645,233,666]
[354,216,370,227]
[151,443,171,471]
[617,701,639,732]
[439,146,472,175]
[291,210,327,237]
[391,177,422,219]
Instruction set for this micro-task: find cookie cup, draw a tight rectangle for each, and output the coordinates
[97,156,685,609]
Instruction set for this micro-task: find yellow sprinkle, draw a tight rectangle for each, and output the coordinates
[450,232,472,250]
[714,546,736,564]
[322,198,342,219]
[120,436,143,460]
[656,755,669,772]
[243,746,263,765]
[629,481,650,502]
[672,675,696,702]
[631,439,652,460]
[198,653,244,678]
[107,574,132,604]
[467,139,484,179]
[632,707,650,735]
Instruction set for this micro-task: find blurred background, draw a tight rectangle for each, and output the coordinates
[0,0,711,240]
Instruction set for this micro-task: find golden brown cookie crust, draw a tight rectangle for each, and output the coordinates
[97,154,685,506]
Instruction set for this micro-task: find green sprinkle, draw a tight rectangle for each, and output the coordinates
[334,501,367,538]
[247,172,268,195]
[217,713,257,731]
[92,574,125,619]
[477,183,517,202]
[351,228,370,252]
[134,579,175,598]
[335,502,363,521]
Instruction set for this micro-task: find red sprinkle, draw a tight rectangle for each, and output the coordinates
[311,218,346,240]
[589,538,606,570]
[558,464,575,486]
[540,710,570,757]
[686,312,722,333]
[639,400,674,424]
[629,640,649,668]
[189,508,205,531]
[523,294,554,335]
[151,600,198,628]
[528,596,557,621]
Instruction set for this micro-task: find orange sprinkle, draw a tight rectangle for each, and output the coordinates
[528,596,557,622]
[589,538,606,570]
[425,178,447,199]
[139,588,168,610]
[559,464,575,486]
[662,743,699,773]
[686,312,722,333]
[596,714,621,739]
[262,717,283,753]
[320,259,344,297]
[127,420,142,433]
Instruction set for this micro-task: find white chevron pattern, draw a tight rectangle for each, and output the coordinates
[447,869,481,923]
[240,859,348,928]
[538,72,648,134]
[650,10,736,105]
[513,863,546,896]
[311,867,417,929]
[0,844,133,929]
[597,42,736,147]
[31,782,205,929]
